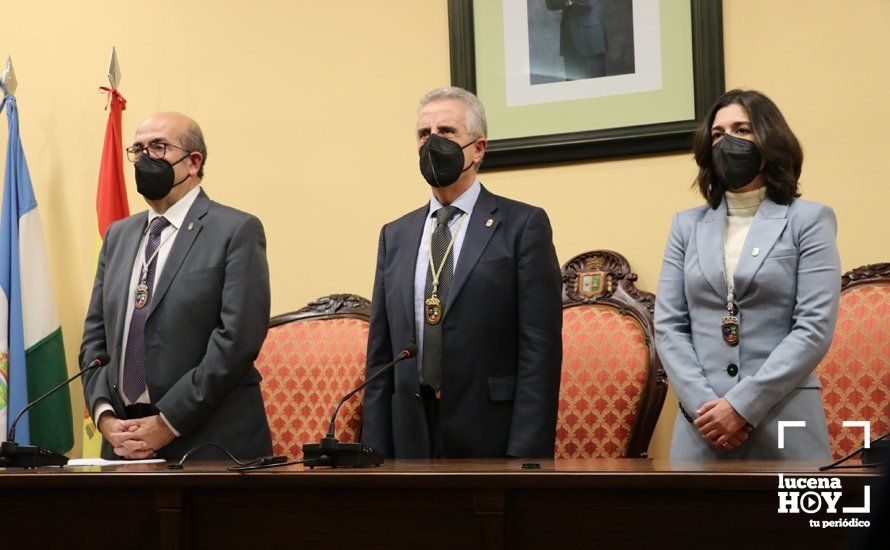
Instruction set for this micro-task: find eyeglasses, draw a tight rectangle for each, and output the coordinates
[126,142,189,162]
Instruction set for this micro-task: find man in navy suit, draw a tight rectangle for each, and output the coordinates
[362,87,562,458]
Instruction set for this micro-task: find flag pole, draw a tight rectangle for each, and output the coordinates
[1,55,16,96]
[108,46,121,89]
[82,47,129,458]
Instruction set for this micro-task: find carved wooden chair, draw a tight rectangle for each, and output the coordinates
[816,264,890,460]
[557,250,667,458]
[255,294,370,459]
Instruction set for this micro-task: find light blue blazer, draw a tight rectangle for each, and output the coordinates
[655,197,840,460]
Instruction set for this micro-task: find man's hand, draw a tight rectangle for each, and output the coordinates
[97,412,137,448]
[98,413,174,459]
[97,412,152,459]
[694,398,750,451]
[116,415,176,458]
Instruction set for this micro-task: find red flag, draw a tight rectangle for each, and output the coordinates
[84,87,130,457]
[96,88,129,236]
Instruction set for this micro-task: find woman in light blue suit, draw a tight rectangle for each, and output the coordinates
[655,90,840,460]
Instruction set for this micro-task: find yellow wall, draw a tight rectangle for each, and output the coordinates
[1,0,887,458]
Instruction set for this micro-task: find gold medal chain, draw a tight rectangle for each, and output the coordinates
[427,212,467,297]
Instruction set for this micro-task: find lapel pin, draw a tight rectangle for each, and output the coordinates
[752,247,760,257]
[485,219,494,227]
[188,222,194,231]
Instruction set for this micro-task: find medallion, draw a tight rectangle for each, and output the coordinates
[425,296,442,325]
[135,282,149,309]
[722,315,739,346]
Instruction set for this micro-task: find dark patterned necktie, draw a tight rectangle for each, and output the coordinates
[422,205,461,392]
[123,216,171,403]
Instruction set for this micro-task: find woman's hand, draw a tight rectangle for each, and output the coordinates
[694,398,750,450]
[714,425,753,452]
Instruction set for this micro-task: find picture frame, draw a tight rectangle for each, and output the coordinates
[448,0,725,168]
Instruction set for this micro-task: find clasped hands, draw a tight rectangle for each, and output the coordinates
[694,398,752,452]
[98,414,175,459]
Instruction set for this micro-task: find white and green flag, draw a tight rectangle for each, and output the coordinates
[0,93,72,452]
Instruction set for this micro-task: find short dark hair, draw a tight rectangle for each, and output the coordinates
[693,89,802,208]
[178,121,207,179]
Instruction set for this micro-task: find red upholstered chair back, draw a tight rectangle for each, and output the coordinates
[255,294,370,459]
[816,264,890,460]
[558,251,667,458]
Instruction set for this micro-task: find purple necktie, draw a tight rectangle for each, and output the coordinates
[123,216,171,403]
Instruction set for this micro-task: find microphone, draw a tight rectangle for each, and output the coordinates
[0,354,110,468]
[302,343,417,468]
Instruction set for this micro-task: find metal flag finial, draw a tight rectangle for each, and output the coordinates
[1,55,17,96]
[107,46,121,89]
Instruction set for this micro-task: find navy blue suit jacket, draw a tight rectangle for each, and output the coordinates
[362,185,562,458]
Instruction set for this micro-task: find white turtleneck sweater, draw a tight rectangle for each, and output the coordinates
[724,186,767,278]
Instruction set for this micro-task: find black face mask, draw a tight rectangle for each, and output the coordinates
[135,153,190,200]
[711,133,763,190]
[419,133,477,188]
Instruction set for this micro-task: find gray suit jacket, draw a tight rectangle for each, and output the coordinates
[79,189,273,461]
[655,197,840,460]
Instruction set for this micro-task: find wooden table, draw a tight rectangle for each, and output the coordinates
[0,459,880,549]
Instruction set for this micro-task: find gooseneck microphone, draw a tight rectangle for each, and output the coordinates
[302,343,417,468]
[0,354,110,468]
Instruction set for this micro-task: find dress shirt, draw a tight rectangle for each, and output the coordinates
[413,180,481,383]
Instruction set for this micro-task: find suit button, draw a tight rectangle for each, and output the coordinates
[727,364,739,377]
[112,384,118,391]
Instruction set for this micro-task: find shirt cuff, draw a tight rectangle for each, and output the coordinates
[159,412,181,437]
[93,400,116,427]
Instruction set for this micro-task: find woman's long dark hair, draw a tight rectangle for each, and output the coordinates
[693,89,803,208]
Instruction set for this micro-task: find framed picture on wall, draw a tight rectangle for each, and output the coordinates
[448,0,725,168]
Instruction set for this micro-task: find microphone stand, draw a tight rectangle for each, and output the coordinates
[820,431,890,471]
[0,357,107,469]
[300,345,416,469]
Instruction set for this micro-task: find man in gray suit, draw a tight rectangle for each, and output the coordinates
[546,0,608,80]
[80,112,273,461]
